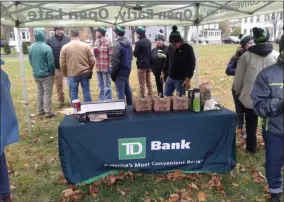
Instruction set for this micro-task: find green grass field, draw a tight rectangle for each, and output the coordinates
[1,44,277,202]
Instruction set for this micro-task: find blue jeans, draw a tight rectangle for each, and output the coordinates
[68,72,92,103]
[115,77,133,105]
[0,153,10,201]
[263,129,284,194]
[164,77,185,96]
[232,89,245,129]
[97,72,112,101]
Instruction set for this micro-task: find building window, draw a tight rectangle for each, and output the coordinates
[256,15,260,22]
[21,32,26,40]
[250,28,253,35]
[265,14,269,21]
[244,17,247,23]
[280,12,283,20]
[244,29,247,35]
[49,31,54,37]
[149,34,151,38]
[250,17,253,23]
[9,32,15,41]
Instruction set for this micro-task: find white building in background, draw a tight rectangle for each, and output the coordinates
[9,27,32,52]
[241,12,283,41]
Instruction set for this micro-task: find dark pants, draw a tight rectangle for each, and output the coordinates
[244,108,258,153]
[0,153,10,201]
[153,71,163,96]
[232,89,245,129]
[68,72,92,103]
[164,77,185,96]
[263,129,284,194]
[115,76,133,105]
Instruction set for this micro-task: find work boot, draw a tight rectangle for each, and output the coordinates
[45,112,56,118]
[37,111,45,116]
[267,193,282,202]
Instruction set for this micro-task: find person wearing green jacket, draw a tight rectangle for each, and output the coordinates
[28,28,55,118]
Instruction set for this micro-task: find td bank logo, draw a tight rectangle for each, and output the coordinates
[118,138,146,160]
[118,138,191,160]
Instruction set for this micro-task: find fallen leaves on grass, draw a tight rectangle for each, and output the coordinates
[24,162,29,167]
[188,182,199,190]
[89,183,99,197]
[60,188,83,202]
[10,185,16,190]
[197,192,206,201]
[252,169,265,184]
[58,175,67,185]
[201,174,225,196]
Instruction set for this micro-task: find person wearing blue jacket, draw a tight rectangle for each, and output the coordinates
[111,26,133,105]
[251,35,284,202]
[226,34,254,135]
[0,60,19,202]
[29,28,55,118]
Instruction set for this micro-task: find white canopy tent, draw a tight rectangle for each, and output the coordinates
[1,0,283,136]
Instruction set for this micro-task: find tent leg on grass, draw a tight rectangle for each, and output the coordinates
[16,27,31,136]
[195,24,199,89]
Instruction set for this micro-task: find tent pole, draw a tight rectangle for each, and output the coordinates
[195,25,199,88]
[16,27,32,136]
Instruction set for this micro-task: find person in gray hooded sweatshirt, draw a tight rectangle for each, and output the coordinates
[111,26,133,105]
[251,34,284,202]
[234,27,279,154]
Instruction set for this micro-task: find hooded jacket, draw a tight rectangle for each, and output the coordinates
[46,34,70,69]
[133,36,152,69]
[111,36,133,81]
[1,68,19,155]
[234,44,279,109]
[29,29,55,79]
[151,45,168,75]
[251,61,284,136]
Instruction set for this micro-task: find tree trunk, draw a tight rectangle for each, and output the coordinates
[89,27,97,45]
[184,26,189,43]
[130,26,137,44]
[1,25,13,42]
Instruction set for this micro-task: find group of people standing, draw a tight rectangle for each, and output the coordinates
[27,25,196,117]
[226,27,284,202]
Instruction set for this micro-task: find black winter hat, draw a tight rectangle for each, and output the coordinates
[54,27,63,31]
[169,25,182,43]
[114,26,125,37]
[97,26,107,36]
[136,26,146,37]
[155,34,165,41]
[253,27,270,44]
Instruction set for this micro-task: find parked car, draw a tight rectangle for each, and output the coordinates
[222,36,232,44]
[193,37,209,44]
[230,36,240,44]
[0,39,7,48]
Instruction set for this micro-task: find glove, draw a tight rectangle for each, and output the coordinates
[157,53,166,58]
[108,67,112,74]
[183,77,191,90]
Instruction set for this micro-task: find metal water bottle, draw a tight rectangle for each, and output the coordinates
[193,88,201,112]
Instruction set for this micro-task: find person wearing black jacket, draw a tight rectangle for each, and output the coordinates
[162,26,196,96]
[46,27,70,108]
[133,26,153,97]
[151,33,168,96]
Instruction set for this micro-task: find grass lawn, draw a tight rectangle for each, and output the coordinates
[1,44,276,202]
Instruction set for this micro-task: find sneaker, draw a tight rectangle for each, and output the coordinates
[45,112,56,118]
[267,193,282,202]
[37,111,45,116]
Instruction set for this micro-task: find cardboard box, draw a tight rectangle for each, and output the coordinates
[152,96,171,113]
[133,96,152,113]
[172,95,189,112]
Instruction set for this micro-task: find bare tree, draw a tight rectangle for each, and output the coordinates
[271,12,283,41]
[130,26,137,44]
[89,27,97,45]
[184,26,189,43]
[1,25,13,41]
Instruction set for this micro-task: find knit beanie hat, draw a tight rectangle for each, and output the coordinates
[280,34,284,53]
[155,34,165,41]
[169,25,182,43]
[239,34,253,47]
[252,27,270,44]
[54,27,63,31]
[97,26,107,36]
[114,26,125,37]
[135,26,146,37]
